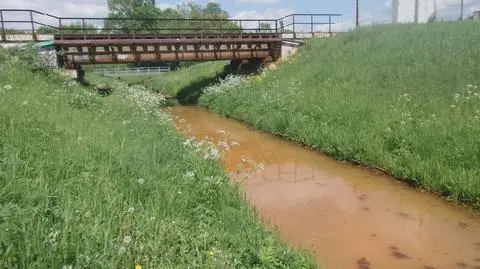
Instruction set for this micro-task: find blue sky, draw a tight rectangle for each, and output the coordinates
[159,0,480,30]
[2,0,480,31]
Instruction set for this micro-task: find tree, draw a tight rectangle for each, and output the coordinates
[259,22,272,33]
[1,29,27,34]
[105,1,240,34]
[201,2,240,33]
[106,0,162,33]
[37,23,98,34]
[202,3,229,19]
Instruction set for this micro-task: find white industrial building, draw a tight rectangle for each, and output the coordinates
[392,0,437,23]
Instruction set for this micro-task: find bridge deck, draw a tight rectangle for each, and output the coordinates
[55,33,282,67]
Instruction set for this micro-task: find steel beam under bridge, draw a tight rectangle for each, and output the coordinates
[55,33,282,68]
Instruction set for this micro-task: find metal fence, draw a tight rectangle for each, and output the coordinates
[91,66,171,77]
[0,9,341,41]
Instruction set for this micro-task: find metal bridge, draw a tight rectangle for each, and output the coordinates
[0,9,341,69]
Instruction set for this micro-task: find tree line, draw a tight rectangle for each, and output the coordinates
[32,0,273,34]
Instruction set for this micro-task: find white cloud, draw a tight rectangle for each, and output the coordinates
[233,8,293,30]
[436,0,478,9]
[1,0,108,17]
[233,8,294,19]
[156,3,174,10]
[234,0,280,4]
[469,5,480,12]
[384,0,480,10]
[0,0,108,30]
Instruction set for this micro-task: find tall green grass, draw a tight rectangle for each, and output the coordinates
[0,51,315,268]
[87,61,227,98]
[200,21,480,207]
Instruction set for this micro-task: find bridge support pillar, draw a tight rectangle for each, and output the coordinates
[227,58,264,75]
[75,65,86,84]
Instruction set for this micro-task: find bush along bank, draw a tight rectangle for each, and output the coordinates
[199,21,480,208]
[0,50,317,268]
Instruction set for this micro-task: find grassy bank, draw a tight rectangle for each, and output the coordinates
[87,61,227,103]
[199,21,480,207]
[0,51,315,268]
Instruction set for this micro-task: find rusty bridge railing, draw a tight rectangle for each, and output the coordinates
[0,9,341,42]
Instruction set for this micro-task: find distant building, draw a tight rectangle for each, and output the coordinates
[392,0,436,23]
[474,10,480,20]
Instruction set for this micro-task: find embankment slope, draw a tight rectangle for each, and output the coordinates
[200,21,480,206]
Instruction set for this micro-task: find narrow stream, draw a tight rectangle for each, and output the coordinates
[169,106,480,269]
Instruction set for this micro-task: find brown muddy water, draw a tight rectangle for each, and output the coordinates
[169,106,480,269]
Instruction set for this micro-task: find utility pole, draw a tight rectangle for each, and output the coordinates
[356,0,360,27]
[414,0,420,23]
[460,0,464,20]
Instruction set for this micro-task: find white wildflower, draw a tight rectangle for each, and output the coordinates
[118,246,127,254]
[123,235,132,244]
[204,176,223,185]
[204,147,220,159]
[185,171,195,179]
[127,207,135,214]
[3,84,12,90]
[203,75,246,95]
[137,178,145,185]
[258,163,265,170]
[48,228,60,247]
[183,139,193,147]
[466,84,473,88]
